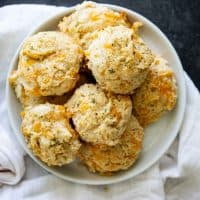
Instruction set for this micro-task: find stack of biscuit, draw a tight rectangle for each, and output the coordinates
[9,1,177,175]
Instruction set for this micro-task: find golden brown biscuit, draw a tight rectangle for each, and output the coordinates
[66,84,132,146]
[58,1,130,49]
[86,26,154,94]
[17,31,83,96]
[79,115,144,174]
[9,70,47,107]
[21,103,81,166]
[132,55,177,126]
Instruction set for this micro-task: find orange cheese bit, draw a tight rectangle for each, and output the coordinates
[79,103,89,113]
[33,122,41,132]
[104,43,112,49]
[20,111,25,118]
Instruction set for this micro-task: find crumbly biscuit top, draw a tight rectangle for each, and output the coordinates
[79,115,144,173]
[21,103,81,166]
[66,84,132,146]
[58,1,130,49]
[18,31,83,96]
[86,25,154,94]
[133,55,177,126]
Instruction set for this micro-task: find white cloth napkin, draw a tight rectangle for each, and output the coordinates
[0,4,200,200]
[0,124,25,185]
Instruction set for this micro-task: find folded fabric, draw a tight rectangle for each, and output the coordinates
[0,4,200,200]
[0,125,25,185]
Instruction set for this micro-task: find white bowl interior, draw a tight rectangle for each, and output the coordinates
[6,4,186,185]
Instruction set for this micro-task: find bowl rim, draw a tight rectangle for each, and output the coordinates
[6,3,186,185]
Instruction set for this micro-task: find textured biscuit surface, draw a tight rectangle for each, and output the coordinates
[79,115,144,174]
[21,103,81,166]
[86,26,154,94]
[132,55,177,126]
[9,70,47,107]
[66,84,132,146]
[18,31,83,96]
[58,1,130,49]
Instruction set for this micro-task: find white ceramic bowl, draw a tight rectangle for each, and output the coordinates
[6,4,186,185]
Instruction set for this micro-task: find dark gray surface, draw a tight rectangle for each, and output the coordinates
[1,0,200,89]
